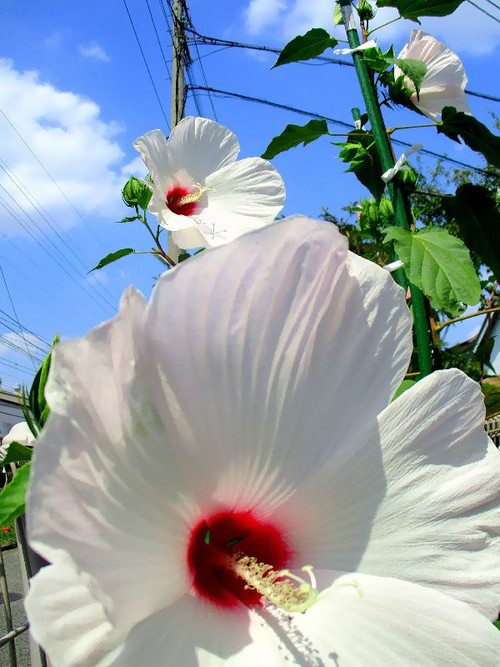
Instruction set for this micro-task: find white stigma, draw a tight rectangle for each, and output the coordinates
[230,554,318,614]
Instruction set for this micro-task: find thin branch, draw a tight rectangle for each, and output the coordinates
[436,306,500,332]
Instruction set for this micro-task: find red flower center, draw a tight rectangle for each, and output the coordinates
[187,511,290,609]
[165,186,201,216]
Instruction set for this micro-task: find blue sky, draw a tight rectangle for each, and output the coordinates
[0,0,498,391]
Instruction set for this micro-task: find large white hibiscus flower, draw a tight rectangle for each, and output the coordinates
[25,218,500,665]
[133,117,285,255]
[395,30,471,122]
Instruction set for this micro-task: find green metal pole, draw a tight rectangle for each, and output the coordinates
[340,0,433,378]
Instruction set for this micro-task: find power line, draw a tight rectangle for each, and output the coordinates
[190,85,497,176]
[466,0,500,21]
[0,107,109,251]
[122,0,170,130]
[483,0,500,9]
[0,263,37,368]
[188,30,500,104]
[144,0,172,79]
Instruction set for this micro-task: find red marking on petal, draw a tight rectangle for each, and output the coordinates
[187,511,290,609]
[165,186,199,216]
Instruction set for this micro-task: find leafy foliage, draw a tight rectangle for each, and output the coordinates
[0,463,31,524]
[272,28,338,68]
[363,47,427,96]
[376,0,464,21]
[262,119,329,159]
[384,226,481,314]
[91,248,136,272]
[0,442,33,465]
[335,131,385,201]
[438,107,500,169]
[28,335,58,430]
[445,184,500,283]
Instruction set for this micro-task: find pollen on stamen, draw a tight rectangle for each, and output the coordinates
[165,184,206,216]
[230,555,318,614]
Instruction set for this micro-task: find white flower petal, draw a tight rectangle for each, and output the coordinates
[3,420,34,447]
[197,157,285,245]
[358,369,500,618]
[167,116,240,184]
[289,571,500,666]
[28,287,191,635]
[396,30,470,121]
[109,596,283,667]
[25,555,121,667]
[132,129,173,197]
[142,216,411,514]
[171,226,206,252]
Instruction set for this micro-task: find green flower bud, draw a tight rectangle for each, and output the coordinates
[122,176,152,210]
[357,1,375,20]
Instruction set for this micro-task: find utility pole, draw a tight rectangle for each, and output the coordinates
[171,0,186,128]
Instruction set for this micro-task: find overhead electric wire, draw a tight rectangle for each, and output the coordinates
[466,0,500,21]
[0,107,109,251]
[0,159,121,307]
[144,0,172,78]
[0,263,38,368]
[483,0,500,9]
[122,0,170,130]
[188,30,500,104]
[190,85,497,176]
[0,310,50,349]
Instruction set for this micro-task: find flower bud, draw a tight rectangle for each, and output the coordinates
[122,176,152,210]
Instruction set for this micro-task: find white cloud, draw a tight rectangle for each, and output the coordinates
[78,42,110,63]
[245,0,289,35]
[0,58,127,236]
[243,1,500,55]
[121,156,147,178]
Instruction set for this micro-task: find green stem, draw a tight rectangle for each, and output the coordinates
[436,306,500,332]
[140,210,176,266]
[340,0,433,378]
[388,124,436,132]
[366,16,402,36]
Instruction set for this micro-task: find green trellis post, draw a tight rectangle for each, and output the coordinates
[340,0,433,378]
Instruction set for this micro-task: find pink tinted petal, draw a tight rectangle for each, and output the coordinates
[25,556,121,667]
[109,596,283,667]
[28,287,191,635]
[359,369,500,618]
[197,157,285,245]
[142,217,411,516]
[167,116,240,184]
[289,571,500,666]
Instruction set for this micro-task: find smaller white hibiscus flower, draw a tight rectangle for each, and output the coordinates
[395,30,471,122]
[0,421,35,459]
[133,117,285,256]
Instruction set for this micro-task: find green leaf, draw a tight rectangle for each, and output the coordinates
[376,0,464,21]
[384,226,481,314]
[333,1,343,25]
[29,334,58,430]
[272,28,338,68]
[262,119,329,159]
[494,620,500,631]
[117,216,139,223]
[392,379,417,400]
[393,58,427,96]
[362,46,396,73]
[0,463,31,524]
[444,184,500,284]
[177,252,191,263]
[335,131,385,202]
[91,248,135,272]
[438,107,500,169]
[0,442,33,465]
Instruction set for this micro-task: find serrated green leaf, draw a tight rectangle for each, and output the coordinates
[444,184,500,284]
[393,58,427,96]
[91,248,135,272]
[392,379,417,400]
[376,0,464,21]
[272,28,338,68]
[262,119,329,159]
[335,131,385,201]
[384,226,481,314]
[0,442,33,465]
[0,463,30,524]
[438,107,500,168]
